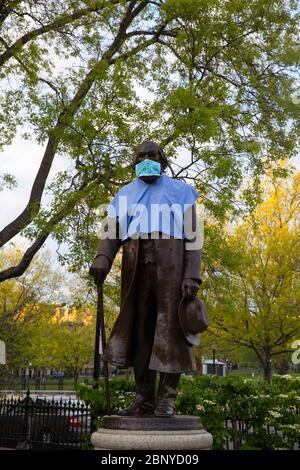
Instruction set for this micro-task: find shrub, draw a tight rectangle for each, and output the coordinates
[77,377,135,428]
[177,374,300,450]
[77,374,300,450]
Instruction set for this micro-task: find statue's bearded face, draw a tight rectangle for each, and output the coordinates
[135,143,163,184]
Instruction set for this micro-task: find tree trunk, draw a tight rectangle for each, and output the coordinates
[262,349,272,383]
[73,371,79,390]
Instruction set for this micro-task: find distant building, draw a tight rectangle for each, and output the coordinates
[201,358,227,377]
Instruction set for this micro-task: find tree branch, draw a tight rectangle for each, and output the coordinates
[0,175,92,282]
[0,0,22,27]
[0,0,123,67]
[0,0,150,248]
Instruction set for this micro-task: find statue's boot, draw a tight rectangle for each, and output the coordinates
[154,372,180,417]
[118,370,156,416]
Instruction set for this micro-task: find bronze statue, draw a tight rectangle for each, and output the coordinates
[89,141,203,417]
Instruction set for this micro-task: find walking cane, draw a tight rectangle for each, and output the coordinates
[93,282,111,415]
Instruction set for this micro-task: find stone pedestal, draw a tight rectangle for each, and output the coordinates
[91,415,213,450]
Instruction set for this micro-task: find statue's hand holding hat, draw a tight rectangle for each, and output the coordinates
[178,296,209,346]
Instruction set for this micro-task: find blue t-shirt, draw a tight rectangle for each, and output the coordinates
[107,174,199,241]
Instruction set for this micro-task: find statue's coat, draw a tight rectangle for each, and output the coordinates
[96,234,201,374]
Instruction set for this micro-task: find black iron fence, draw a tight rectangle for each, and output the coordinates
[0,391,91,449]
[1,374,123,391]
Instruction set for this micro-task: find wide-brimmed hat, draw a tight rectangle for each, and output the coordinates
[178,296,209,346]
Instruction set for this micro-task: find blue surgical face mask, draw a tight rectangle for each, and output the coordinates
[135,159,161,177]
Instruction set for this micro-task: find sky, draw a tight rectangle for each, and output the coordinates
[0,132,71,266]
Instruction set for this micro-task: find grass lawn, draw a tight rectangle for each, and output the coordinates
[20,378,81,391]
[227,369,300,380]
[3,370,300,392]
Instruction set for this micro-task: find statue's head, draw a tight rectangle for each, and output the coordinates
[132,140,168,183]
